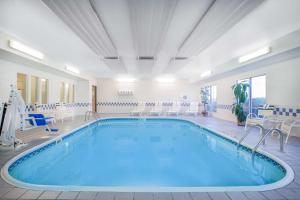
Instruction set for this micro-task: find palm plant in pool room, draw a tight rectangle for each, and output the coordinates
[231,82,249,126]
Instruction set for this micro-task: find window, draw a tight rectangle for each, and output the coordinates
[209,85,217,112]
[202,85,217,112]
[251,75,266,114]
[68,84,75,103]
[238,75,266,115]
[211,85,217,103]
[17,73,27,103]
[60,82,65,102]
[66,83,70,103]
[72,84,75,103]
[31,76,39,103]
[41,78,48,104]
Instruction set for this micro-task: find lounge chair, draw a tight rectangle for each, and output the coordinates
[167,102,181,116]
[26,114,58,133]
[186,102,199,116]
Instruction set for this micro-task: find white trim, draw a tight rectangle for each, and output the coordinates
[1,117,294,192]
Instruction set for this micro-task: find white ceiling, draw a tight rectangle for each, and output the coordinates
[179,0,300,82]
[0,0,114,77]
[0,0,300,81]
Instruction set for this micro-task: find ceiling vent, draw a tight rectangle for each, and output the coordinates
[174,57,188,60]
[104,56,120,60]
[137,56,155,60]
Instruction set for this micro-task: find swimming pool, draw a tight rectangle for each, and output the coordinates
[1,118,294,192]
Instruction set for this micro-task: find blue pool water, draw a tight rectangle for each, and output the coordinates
[8,118,285,188]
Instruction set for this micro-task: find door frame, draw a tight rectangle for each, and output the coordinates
[92,85,97,112]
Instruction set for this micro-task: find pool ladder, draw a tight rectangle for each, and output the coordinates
[55,137,63,144]
[85,111,98,121]
[238,124,285,153]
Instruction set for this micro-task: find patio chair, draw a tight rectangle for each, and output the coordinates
[26,113,58,133]
[245,113,265,131]
[281,118,300,143]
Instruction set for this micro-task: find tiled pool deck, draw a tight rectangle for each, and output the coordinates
[0,115,299,200]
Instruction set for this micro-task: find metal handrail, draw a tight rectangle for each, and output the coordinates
[85,111,97,121]
[238,124,265,146]
[252,128,284,153]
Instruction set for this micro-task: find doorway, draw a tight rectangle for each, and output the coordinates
[92,85,97,112]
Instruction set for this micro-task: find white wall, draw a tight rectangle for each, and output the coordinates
[0,58,93,130]
[96,78,200,113]
[200,56,300,122]
[0,59,78,103]
[0,58,93,117]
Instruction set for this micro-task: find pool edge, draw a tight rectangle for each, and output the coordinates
[1,117,295,192]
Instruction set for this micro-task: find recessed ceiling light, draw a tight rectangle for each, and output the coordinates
[65,65,80,74]
[200,70,212,78]
[116,76,136,83]
[155,75,176,83]
[137,56,155,60]
[8,40,44,59]
[174,57,188,60]
[104,56,120,60]
[238,46,271,63]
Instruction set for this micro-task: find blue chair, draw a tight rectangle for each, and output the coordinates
[26,114,58,133]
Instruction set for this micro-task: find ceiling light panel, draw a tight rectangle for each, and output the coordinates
[200,70,212,78]
[238,46,271,63]
[66,65,80,74]
[8,40,44,59]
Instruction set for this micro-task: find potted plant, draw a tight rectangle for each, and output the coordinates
[231,82,249,126]
[200,87,209,116]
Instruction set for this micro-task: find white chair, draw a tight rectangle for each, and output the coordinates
[130,102,145,116]
[280,118,300,143]
[150,102,163,115]
[55,105,74,124]
[245,113,266,131]
[186,102,199,116]
[167,102,181,116]
[36,107,56,124]
[143,103,155,115]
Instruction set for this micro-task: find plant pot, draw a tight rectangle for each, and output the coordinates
[201,111,208,117]
[237,121,245,126]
